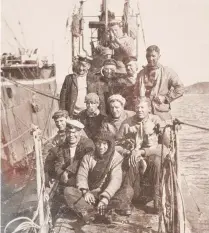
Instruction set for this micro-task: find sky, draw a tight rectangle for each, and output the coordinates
[1,0,209,86]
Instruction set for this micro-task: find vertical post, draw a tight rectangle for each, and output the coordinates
[174,126,185,233]
[104,0,108,31]
[32,126,45,233]
[136,13,140,60]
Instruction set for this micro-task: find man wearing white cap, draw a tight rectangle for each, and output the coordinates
[54,119,95,187]
[60,55,93,118]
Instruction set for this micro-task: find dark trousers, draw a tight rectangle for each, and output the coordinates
[64,187,95,217]
[64,187,123,218]
[114,149,162,210]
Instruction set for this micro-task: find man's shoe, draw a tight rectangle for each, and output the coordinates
[115,207,132,216]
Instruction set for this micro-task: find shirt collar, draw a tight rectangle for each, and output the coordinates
[134,114,150,124]
[127,73,137,84]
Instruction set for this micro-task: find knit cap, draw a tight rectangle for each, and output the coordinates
[85,93,100,104]
[108,94,126,107]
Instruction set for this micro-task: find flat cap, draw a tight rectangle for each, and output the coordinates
[123,56,137,65]
[103,58,117,67]
[78,54,93,64]
[66,119,84,130]
[52,110,69,119]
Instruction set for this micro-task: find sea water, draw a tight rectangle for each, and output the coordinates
[171,94,209,233]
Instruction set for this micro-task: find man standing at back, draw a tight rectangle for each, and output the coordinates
[109,20,136,74]
[134,45,184,122]
[60,55,92,118]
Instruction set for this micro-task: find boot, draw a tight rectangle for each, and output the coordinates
[115,205,132,216]
[153,198,160,214]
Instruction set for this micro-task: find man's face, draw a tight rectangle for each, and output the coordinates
[77,62,90,76]
[95,140,109,156]
[86,101,99,114]
[135,101,150,120]
[66,127,81,145]
[110,101,123,119]
[126,61,138,76]
[146,51,160,67]
[110,25,123,38]
[54,117,67,131]
[103,64,116,79]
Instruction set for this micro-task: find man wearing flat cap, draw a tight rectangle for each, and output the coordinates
[78,93,106,139]
[60,55,93,118]
[54,119,95,187]
[121,56,139,111]
[89,58,126,115]
[44,110,69,185]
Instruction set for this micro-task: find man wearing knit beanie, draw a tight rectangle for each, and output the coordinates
[78,93,106,139]
[101,94,135,137]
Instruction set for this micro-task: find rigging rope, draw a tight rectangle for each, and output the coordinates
[1,77,59,101]
[1,127,33,149]
[4,127,50,233]
[174,118,209,131]
[2,16,24,49]
[158,123,186,233]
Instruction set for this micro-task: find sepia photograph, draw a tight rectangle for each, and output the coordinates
[1,0,209,232]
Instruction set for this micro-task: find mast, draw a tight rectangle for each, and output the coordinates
[104,0,108,33]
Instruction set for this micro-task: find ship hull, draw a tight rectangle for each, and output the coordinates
[1,76,59,171]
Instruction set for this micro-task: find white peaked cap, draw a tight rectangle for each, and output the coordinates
[66,119,84,130]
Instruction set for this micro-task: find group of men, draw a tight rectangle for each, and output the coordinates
[45,21,184,224]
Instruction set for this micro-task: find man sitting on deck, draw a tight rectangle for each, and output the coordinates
[44,110,69,186]
[54,119,95,187]
[78,93,106,139]
[101,94,135,138]
[115,97,169,215]
[64,131,123,223]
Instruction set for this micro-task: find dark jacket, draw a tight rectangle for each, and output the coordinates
[54,136,95,184]
[88,74,126,115]
[78,110,106,139]
[60,73,91,117]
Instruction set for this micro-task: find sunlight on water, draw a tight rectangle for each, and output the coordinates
[171,94,209,233]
